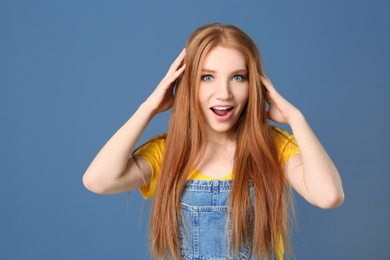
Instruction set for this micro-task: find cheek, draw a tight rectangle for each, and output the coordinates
[198,86,212,103]
[235,85,250,104]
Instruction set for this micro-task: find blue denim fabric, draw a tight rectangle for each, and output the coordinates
[178,180,272,260]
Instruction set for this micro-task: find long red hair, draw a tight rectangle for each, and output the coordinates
[137,23,293,259]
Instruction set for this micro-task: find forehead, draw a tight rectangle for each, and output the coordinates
[202,46,247,70]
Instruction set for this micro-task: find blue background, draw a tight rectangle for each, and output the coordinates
[1,0,389,259]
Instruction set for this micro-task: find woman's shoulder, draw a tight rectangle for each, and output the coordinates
[270,126,295,144]
[270,126,300,163]
[133,134,167,157]
[145,134,167,146]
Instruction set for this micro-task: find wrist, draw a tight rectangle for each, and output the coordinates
[138,102,158,120]
[286,109,305,126]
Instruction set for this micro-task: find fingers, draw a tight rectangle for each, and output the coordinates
[166,48,186,77]
[260,75,275,91]
[260,75,275,105]
[171,63,186,82]
[160,49,186,89]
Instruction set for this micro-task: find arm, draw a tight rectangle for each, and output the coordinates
[83,49,186,194]
[261,76,344,209]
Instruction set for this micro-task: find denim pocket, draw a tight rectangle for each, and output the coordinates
[179,203,251,260]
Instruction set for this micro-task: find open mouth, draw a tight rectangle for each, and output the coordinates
[210,106,234,116]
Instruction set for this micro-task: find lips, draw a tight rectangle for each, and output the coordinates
[210,106,234,117]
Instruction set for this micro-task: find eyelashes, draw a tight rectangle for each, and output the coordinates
[201,74,247,82]
[232,75,246,81]
[202,75,213,81]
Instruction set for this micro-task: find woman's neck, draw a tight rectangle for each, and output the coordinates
[195,137,236,179]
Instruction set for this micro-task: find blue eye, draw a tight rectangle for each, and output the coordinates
[202,75,213,81]
[232,75,245,81]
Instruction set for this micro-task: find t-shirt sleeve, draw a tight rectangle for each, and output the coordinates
[133,137,165,199]
[272,127,300,165]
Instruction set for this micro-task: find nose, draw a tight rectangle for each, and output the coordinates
[215,79,231,100]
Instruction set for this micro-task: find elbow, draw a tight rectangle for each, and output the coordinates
[316,189,345,209]
[82,173,107,194]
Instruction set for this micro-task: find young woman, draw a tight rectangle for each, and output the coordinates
[83,23,344,259]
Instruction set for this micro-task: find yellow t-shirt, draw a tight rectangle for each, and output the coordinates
[135,127,300,199]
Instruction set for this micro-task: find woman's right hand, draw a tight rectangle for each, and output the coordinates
[144,48,186,116]
[83,49,186,194]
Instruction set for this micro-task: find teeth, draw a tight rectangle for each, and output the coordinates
[212,107,231,110]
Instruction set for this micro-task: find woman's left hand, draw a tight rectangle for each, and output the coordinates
[261,76,301,125]
[262,75,344,208]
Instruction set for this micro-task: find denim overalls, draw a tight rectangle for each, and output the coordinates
[178,180,276,260]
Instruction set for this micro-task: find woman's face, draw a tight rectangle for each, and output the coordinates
[198,46,249,140]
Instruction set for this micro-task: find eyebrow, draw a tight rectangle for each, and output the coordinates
[201,68,248,74]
